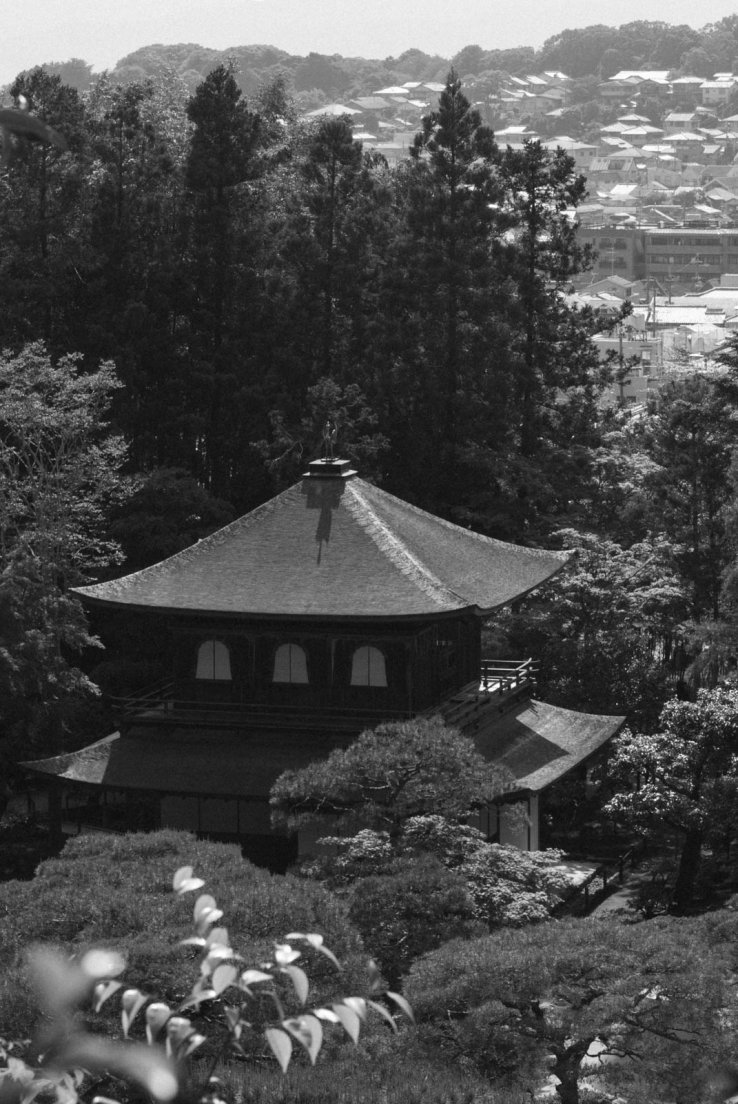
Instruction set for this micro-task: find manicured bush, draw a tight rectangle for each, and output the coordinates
[346,855,483,985]
[0,830,366,1041]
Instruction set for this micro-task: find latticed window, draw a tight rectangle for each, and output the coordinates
[196,640,232,680]
[350,645,387,687]
[273,643,309,684]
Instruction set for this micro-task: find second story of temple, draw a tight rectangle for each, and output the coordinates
[74,458,569,731]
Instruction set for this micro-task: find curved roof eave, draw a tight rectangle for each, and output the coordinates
[72,473,572,620]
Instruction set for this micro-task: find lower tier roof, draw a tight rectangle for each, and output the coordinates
[24,700,624,800]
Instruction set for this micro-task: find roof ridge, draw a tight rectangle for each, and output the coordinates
[346,481,468,608]
[354,479,571,564]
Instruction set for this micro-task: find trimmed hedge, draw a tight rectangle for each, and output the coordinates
[0,830,366,1040]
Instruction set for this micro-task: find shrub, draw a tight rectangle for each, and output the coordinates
[0,859,415,1104]
[347,856,483,985]
[0,831,366,1041]
[0,813,57,881]
[398,816,570,927]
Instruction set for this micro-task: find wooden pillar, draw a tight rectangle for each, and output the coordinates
[406,641,413,714]
[528,794,540,851]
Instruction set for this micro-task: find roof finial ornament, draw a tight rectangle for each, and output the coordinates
[321,417,337,462]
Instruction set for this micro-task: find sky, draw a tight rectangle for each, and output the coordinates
[4,0,738,85]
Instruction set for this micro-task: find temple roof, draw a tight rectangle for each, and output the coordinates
[75,461,569,620]
[471,699,625,793]
[24,700,623,799]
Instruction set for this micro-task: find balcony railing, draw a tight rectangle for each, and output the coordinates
[479,657,536,695]
[111,658,536,735]
[111,683,412,734]
[430,658,536,731]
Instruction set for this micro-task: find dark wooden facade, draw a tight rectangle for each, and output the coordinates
[166,612,480,717]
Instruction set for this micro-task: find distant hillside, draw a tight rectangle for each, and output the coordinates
[106,43,449,100]
[24,15,738,102]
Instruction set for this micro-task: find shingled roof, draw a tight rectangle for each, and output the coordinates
[23,728,332,801]
[25,699,623,799]
[472,699,625,793]
[75,461,569,620]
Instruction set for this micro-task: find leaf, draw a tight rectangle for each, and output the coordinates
[367,999,399,1032]
[366,958,384,992]
[93,979,122,1012]
[265,1027,292,1073]
[165,1016,194,1059]
[274,943,301,965]
[313,1007,341,1024]
[145,1002,171,1044]
[386,991,415,1022]
[173,867,204,894]
[283,933,339,969]
[193,893,217,921]
[283,1015,323,1064]
[201,945,236,977]
[205,926,231,949]
[332,1003,361,1043]
[223,1006,243,1039]
[121,989,148,1037]
[240,968,274,987]
[195,907,224,935]
[211,964,237,996]
[179,977,216,1011]
[343,996,367,1020]
[181,1033,206,1058]
[61,1037,178,1101]
[284,964,309,1005]
[80,949,126,979]
[173,866,192,890]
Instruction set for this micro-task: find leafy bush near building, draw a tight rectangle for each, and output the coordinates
[307,817,573,980]
[347,855,483,985]
[0,833,502,1104]
[0,831,366,1041]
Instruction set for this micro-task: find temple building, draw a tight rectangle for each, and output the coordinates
[26,459,624,868]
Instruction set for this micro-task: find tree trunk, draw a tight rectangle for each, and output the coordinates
[672,826,702,912]
[552,1040,591,1104]
[553,1058,581,1104]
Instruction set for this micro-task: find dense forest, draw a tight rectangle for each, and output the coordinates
[3,61,738,752]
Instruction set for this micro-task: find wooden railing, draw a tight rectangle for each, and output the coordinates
[479,658,536,696]
[112,657,537,734]
[554,842,645,917]
[111,686,412,733]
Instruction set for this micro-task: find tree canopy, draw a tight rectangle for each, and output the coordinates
[270,716,510,835]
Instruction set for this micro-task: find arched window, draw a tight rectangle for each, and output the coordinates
[196,640,232,680]
[350,645,387,688]
[273,643,309,684]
